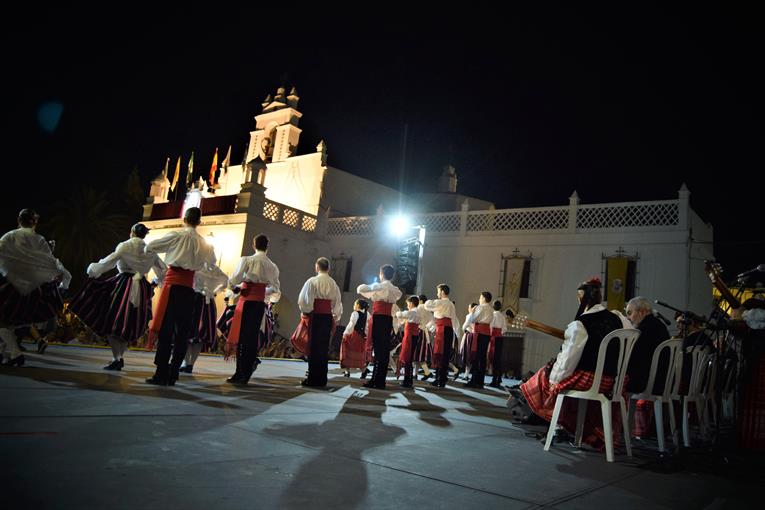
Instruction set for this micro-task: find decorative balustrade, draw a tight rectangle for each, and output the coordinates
[262,199,318,232]
[326,199,682,237]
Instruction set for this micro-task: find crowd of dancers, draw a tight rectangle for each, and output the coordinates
[1,206,763,452]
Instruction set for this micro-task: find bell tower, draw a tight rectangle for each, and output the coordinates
[247,86,302,164]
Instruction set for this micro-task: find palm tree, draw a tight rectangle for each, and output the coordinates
[43,188,132,292]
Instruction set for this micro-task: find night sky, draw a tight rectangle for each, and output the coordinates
[3,6,763,280]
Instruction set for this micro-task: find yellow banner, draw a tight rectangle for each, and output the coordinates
[502,258,526,313]
[607,257,629,311]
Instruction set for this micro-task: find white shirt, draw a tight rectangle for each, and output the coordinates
[145,227,216,272]
[356,280,402,308]
[194,264,229,302]
[229,250,281,304]
[424,297,462,336]
[298,272,343,321]
[549,304,631,384]
[464,313,475,333]
[463,303,494,328]
[343,310,371,337]
[491,310,508,333]
[395,309,420,324]
[0,227,71,294]
[417,304,435,337]
[87,237,167,280]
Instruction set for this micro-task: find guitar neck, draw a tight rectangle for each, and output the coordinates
[525,318,566,340]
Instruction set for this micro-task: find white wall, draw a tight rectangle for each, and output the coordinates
[321,166,403,217]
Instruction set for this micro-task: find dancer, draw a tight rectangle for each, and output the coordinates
[69,223,166,370]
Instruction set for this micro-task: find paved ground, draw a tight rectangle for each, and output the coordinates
[0,345,759,509]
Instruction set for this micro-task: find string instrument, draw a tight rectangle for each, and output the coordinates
[505,308,565,340]
[705,260,741,310]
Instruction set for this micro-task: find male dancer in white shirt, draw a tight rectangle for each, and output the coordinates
[357,264,402,389]
[225,233,281,385]
[297,257,343,387]
[424,284,462,388]
[145,207,216,385]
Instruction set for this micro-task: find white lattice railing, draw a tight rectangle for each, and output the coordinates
[262,199,318,232]
[326,199,683,237]
[326,216,375,236]
[576,200,679,229]
[467,206,569,232]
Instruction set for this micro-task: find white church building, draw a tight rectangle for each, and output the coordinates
[142,86,714,374]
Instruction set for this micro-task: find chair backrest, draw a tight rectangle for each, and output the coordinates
[640,337,683,398]
[591,328,642,397]
[688,346,714,397]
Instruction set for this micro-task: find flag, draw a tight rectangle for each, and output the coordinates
[186,151,195,188]
[208,147,218,185]
[170,156,181,191]
[606,257,629,312]
[222,144,232,172]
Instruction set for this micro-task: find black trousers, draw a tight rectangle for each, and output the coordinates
[492,337,504,375]
[154,285,196,379]
[441,326,454,370]
[234,300,267,381]
[471,333,491,385]
[372,314,393,387]
[306,313,333,385]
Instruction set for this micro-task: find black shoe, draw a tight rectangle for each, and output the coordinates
[360,368,370,380]
[453,371,462,381]
[180,365,193,374]
[4,355,25,367]
[226,375,246,385]
[301,378,325,387]
[145,376,168,386]
[37,339,48,354]
[343,371,350,378]
[118,358,124,369]
[103,360,120,371]
[362,380,378,389]
[420,373,432,381]
[400,380,413,389]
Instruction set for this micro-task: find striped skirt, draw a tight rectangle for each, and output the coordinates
[218,302,274,352]
[413,330,432,363]
[0,274,63,327]
[458,331,474,369]
[68,272,153,343]
[520,366,623,450]
[190,294,218,352]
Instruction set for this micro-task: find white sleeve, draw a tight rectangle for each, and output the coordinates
[145,231,179,254]
[86,250,121,278]
[423,299,438,312]
[463,307,480,328]
[343,311,359,336]
[152,255,168,282]
[297,279,313,314]
[229,257,247,287]
[357,282,381,300]
[332,281,343,322]
[267,264,281,303]
[549,321,589,384]
[613,310,632,329]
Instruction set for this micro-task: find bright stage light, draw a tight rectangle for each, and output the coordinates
[389,215,410,238]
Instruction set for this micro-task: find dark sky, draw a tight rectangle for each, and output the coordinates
[3,6,763,278]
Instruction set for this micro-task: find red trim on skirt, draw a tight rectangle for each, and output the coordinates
[520,366,623,450]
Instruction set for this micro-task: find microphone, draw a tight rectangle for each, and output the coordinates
[738,264,765,279]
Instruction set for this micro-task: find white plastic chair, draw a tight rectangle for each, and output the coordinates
[670,345,714,447]
[628,338,683,452]
[544,328,641,462]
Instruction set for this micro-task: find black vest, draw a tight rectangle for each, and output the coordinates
[354,311,368,336]
[576,309,624,376]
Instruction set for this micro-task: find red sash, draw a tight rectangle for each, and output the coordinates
[433,317,453,367]
[366,301,394,360]
[396,321,420,375]
[225,282,266,353]
[489,327,502,366]
[147,267,195,348]
[313,298,332,314]
[472,322,492,355]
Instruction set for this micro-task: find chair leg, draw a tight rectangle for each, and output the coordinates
[601,399,614,462]
[575,399,587,447]
[628,398,637,436]
[654,400,665,453]
[544,395,565,452]
[620,399,632,457]
[682,397,690,447]
[667,398,678,448]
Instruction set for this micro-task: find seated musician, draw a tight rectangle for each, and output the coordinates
[519,277,631,448]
